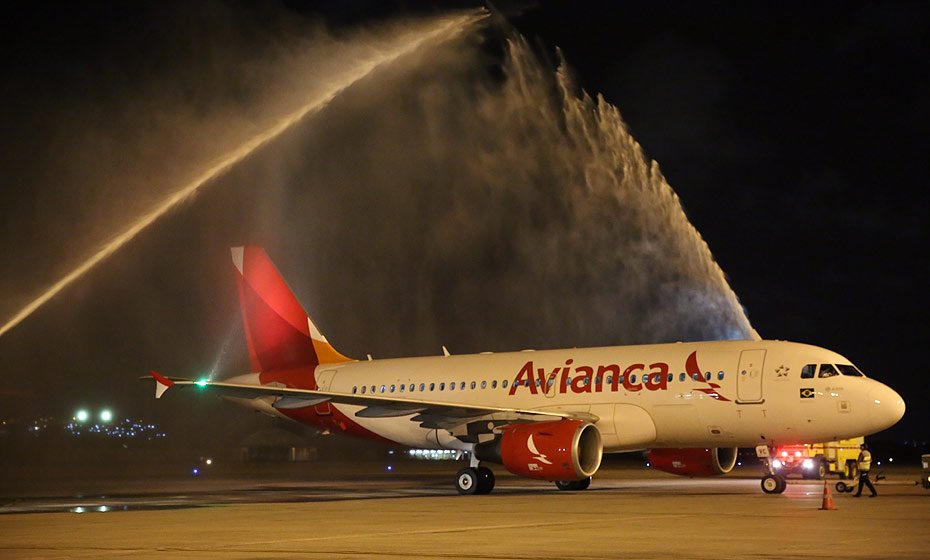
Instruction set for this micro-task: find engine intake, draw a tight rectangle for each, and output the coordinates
[647,447,738,477]
[475,419,602,481]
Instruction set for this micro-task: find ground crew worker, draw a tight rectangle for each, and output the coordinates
[854,443,877,497]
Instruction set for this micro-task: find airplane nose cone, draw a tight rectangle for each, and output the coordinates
[868,384,905,432]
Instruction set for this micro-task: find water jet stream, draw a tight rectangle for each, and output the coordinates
[0,12,485,340]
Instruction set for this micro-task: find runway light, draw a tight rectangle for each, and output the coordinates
[99,410,112,423]
[196,379,208,387]
[75,409,89,422]
[99,506,108,512]
[73,507,85,513]
[387,465,393,471]
[205,458,213,466]
[192,468,199,475]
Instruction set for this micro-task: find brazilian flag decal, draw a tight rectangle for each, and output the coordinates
[800,388,815,398]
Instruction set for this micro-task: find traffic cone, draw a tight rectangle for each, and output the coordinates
[819,480,837,510]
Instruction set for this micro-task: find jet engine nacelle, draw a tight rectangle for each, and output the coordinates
[476,419,602,481]
[647,447,738,477]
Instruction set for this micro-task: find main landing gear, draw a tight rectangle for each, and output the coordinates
[555,477,592,491]
[455,466,495,495]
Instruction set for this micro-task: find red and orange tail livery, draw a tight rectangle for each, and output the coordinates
[231,246,352,373]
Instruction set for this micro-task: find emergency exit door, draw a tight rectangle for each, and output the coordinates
[736,349,765,403]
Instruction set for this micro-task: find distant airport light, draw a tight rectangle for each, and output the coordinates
[192,468,199,475]
[205,458,213,465]
[76,410,89,422]
[99,410,113,423]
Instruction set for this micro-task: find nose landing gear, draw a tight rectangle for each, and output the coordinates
[756,445,787,494]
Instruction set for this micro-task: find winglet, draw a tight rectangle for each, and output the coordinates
[150,370,174,399]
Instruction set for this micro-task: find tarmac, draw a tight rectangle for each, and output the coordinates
[1,462,928,559]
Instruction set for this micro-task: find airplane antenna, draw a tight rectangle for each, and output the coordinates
[442,346,451,357]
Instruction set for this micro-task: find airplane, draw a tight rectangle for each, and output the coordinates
[149,246,906,494]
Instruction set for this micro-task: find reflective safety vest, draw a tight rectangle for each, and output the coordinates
[858,450,872,472]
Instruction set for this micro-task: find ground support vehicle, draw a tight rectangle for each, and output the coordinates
[770,437,864,480]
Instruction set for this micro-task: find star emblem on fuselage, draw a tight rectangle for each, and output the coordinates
[775,364,789,377]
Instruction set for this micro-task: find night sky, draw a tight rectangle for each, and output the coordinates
[1,1,926,446]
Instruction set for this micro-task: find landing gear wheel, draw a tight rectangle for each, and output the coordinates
[455,467,479,495]
[762,474,786,494]
[476,466,495,494]
[555,477,592,491]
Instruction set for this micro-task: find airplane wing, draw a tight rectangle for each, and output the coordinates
[148,371,597,430]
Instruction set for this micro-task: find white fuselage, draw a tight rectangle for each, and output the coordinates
[232,339,905,452]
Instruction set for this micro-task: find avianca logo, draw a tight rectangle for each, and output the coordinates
[527,434,552,469]
[508,351,730,401]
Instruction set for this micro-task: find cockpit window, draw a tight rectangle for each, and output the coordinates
[801,364,816,379]
[837,364,864,377]
[818,364,839,378]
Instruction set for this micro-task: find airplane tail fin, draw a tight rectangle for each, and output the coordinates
[231,246,352,373]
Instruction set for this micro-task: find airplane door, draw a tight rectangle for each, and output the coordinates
[736,350,765,403]
[314,369,338,416]
[544,371,557,398]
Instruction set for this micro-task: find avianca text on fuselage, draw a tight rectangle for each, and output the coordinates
[509,350,729,401]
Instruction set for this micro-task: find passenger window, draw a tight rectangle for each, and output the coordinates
[361,386,366,394]
[502,380,508,388]
[352,386,357,394]
[429,383,435,391]
[461,382,466,390]
[481,380,487,389]
[596,376,602,385]
[471,381,476,390]
[390,385,396,393]
[819,364,839,378]
[717,371,724,380]
[419,383,425,392]
[399,384,404,393]
[565,377,572,385]
[705,372,711,381]
[547,377,555,387]
[607,376,613,385]
[692,373,700,381]
[667,373,673,383]
[801,364,816,379]
[679,373,686,382]
[492,380,497,389]
[837,365,864,377]
[630,374,636,383]
[409,384,415,392]
[371,386,376,394]
[619,375,625,384]
[440,383,445,391]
